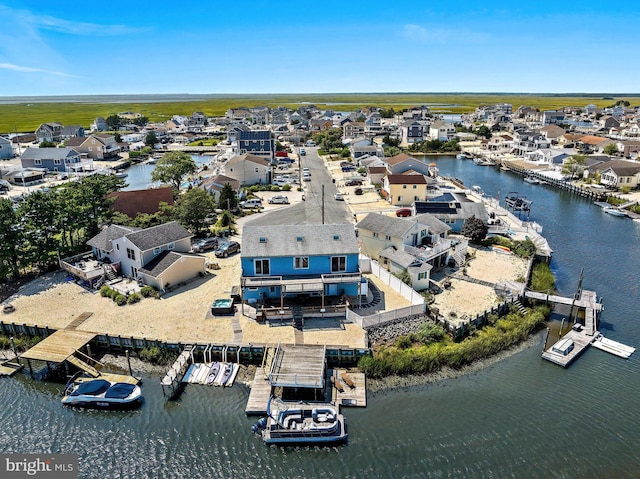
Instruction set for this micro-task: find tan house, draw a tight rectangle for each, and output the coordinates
[382,174,428,206]
[576,135,614,154]
[597,160,640,189]
[67,134,121,160]
[224,153,272,186]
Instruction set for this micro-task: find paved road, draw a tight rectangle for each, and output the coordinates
[246,147,354,227]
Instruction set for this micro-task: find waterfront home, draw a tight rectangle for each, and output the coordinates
[511,130,550,156]
[542,110,566,125]
[524,148,570,166]
[343,122,365,140]
[381,174,429,206]
[616,140,640,158]
[66,134,121,160]
[240,224,363,307]
[356,212,464,290]
[539,125,566,142]
[349,139,384,159]
[400,120,426,146]
[575,135,614,154]
[62,221,204,291]
[0,136,13,159]
[90,117,108,132]
[429,121,455,141]
[596,160,640,189]
[413,192,488,233]
[384,153,430,176]
[3,168,46,186]
[224,153,272,186]
[20,147,91,173]
[365,112,383,136]
[61,126,85,140]
[35,122,63,143]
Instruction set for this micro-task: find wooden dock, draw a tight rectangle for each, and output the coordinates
[332,369,367,407]
[542,327,597,367]
[0,359,23,376]
[525,291,603,311]
[245,367,273,415]
[21,330,97,363]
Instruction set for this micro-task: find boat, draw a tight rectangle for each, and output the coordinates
[593,201,611,208]
[492,245,511,254]
[207,361,220,385]
[603,207,627,217]
[62,378,143,410]
[219,363,234,386]
[471,185,485,196]
[473,157,494,166]
[524,176,540,184]
[456,153,472,160]
[252,397,348,445]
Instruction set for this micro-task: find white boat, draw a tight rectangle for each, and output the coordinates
[456,153,472,160]
[252,397,347,445]
[62,378,143,409]
[473,157,494,166]
[603,207,627,217]
[524,176,540,184]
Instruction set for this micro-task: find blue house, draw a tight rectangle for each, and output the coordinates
[240,224,362,308]
[235,130,276,162]
[20,147,89,173]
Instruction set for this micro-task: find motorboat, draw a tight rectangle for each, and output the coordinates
[456,153,472,160]
[252,397,348,445]
[62,378,143,409]
[473,157,494,166]
[603,207,627,217]
[523,176,540,184]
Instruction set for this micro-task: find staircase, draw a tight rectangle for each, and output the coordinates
[66,355,101,378]
[450,249,467,267]
[513,298,527,315]
[103,265,118,282]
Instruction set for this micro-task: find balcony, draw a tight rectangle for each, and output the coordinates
[59,251,120,283]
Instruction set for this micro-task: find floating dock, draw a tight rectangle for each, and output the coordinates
[592,335,635,359]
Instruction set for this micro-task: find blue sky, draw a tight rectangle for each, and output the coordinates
[0,1,638,96]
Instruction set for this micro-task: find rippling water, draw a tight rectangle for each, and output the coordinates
[2,157,640,478]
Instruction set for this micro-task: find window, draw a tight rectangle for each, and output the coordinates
[167,242,175,250]
[397,196,403,202]
[126,248,135,260]
[418,272,428,280]
[153,247,161,255]
[294,256,309,269]
[331,256,346,272]
[385,235,391,241]
[255,259,270,275]
[412,185,417,189]
[88,147,92,151]
[402,185,407,189]
[54,159,61,165]
[373,232,379,238]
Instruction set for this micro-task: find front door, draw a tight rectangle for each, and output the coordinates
[131,266,137,278]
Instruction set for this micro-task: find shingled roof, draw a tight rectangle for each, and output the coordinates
[87,225,140,252]
[138,251,202,277]
[125,221,192,251]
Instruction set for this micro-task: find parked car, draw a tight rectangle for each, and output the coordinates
[303,173,311,181]
[300,148,306,155]
[302,167,310,174]
[268,195,289,204]
[345,179,362,186]
[354,187,363,195]
[193,237,218,252]
[334,192,344,201]
[341,165,356,172]
[240,198,263,208]
[215,241,240,258]
[396,208,412,217]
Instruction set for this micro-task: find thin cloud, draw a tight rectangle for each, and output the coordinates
[403,24,488,44]
[0,62,77,78]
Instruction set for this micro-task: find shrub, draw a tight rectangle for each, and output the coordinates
[100,285,112,297]
[140,286,155,298]
[115,294,127,306]
[127,293,141,304]
[138,346,175,365]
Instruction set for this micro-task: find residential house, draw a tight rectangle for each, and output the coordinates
[240,224,363,306]
[616,140,640,158]
[622,123,640,138]
[366,165,388,184]
[356,212,465,290]
[349,139,384,159]
[542,110,566,125]
[575,135,614,154]
[597,160,640,189]
[400,120,426,146]
[484,134,514,153]
[364,112,382,136]
[82,221,204,290]
[224,153,272,186]
[107,187,175,219]
[0,136,13,159]
[3,168,47,186]
[234,130,275,162]
[600,115,621,131]
[201,174,241,202]
[91,117,108,132]
[309,119,333,132]
[538,125,566,143]
[429,121,455,141]
[20,147,89,173]
[385,153,431,175]
[36,122,63,143]
[61,126,85,141]
[524,148,570,166]
[511,129,550,155]
[413,192,488,233]
[343,122,365,140]
[67,134,121,160]
[382,174,428,206]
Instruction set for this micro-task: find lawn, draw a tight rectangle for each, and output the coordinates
[1,93,638,133]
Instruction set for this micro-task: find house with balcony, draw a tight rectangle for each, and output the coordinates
[413,192,488,233]
[400,120,426,146]
[542,110,566,125]
[35,122,64,143]
[355,212,466,290]
[343,122,365,140]
[67,134,121,160]
[382,174,428,206]
[234,130,276,162]
[60,221,205,291]
[20,147,90,173]
[429,121,455,141]
[240,224,363,313]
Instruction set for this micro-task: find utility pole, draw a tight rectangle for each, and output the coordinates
[322,184,325,224]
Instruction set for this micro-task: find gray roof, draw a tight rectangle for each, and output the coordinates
[138,251,202,277]
[413,213,451,235]
[407,262,433,275]
[21,147,79,160]
[239,130,272,141]
[87,225,139,252]
[241,224,359,258]
[125,221,192,251]
[356,213,413,238]
[379,247,419,269]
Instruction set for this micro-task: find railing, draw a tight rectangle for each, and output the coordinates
[348,304,427,329]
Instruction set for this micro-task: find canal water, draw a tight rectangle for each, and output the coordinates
[122,154,215,191]
[2,157,640,478]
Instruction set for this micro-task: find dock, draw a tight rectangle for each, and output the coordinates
[332,369,367,407]
[160,345,194,399]
[592,335,636,359]
[245,367,272,415]
[542,324,596,367]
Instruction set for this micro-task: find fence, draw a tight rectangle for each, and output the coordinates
[369,259,425,306]
[348,304,427,330]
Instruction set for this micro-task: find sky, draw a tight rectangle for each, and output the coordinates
[0,0,639,96]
